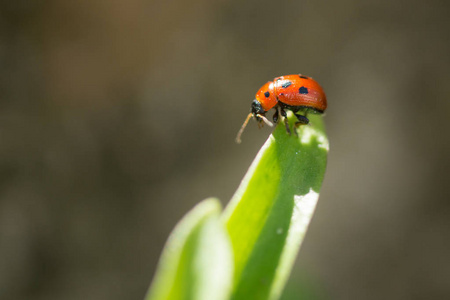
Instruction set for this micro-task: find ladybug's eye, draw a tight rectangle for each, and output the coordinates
[251,99,265,114]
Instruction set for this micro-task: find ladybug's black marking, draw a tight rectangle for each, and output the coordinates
[264,91,270,98]
[299,75,309,79]
[280,93,284,96]
[281,81,292,88]
[299,86,308,94]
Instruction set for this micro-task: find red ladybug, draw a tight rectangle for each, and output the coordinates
[236,74,327,143]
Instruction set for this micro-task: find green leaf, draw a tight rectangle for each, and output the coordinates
[223,113,329,300]
[146,198,234,300]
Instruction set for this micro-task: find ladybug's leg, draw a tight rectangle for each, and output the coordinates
[277,106,291,135]
[294,114,309,126]
[294,113,309,135]
[272,109,279,123]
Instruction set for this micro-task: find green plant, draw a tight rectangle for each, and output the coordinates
[146,113,328,300]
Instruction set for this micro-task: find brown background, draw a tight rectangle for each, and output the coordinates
[1,0,449,299]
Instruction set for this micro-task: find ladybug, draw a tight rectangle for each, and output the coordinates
[236,74,327,143]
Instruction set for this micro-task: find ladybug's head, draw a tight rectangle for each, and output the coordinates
[235,99,273,144]
[251,99,265,120]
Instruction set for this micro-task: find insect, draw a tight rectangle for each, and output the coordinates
[236,74,327,143]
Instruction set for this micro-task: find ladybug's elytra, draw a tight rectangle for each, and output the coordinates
[236,74,327,143]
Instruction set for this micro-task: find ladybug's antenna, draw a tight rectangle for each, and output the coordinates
[236,113,253,144]
[236,113,274,144]
[257,114,274,127]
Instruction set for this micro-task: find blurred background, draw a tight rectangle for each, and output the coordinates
[1,0,449,299]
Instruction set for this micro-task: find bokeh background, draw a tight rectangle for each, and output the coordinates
[1,0,449,299]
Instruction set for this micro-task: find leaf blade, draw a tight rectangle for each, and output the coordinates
[224,114,328,300]
[146,198,234,300]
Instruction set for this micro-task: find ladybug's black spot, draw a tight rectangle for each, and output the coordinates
[299,86,308,94]
[281,81,292,88]
[280,93,284,96]
[264,91,270,98]
[299,75,309,79]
